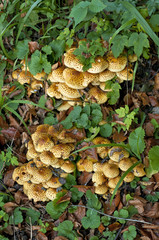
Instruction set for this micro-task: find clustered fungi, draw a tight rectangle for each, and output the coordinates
[12,124,85,202]
[77,136,146,198]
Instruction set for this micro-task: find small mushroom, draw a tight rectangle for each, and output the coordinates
[47,83,62,99]
[103,163,119,178]
[118,158,134,171]
[64,48,84,72]
[48,66,65,83]
[92,172,106,186]
[95,184,108,195]
[107,53,127,72]
[58,83,81,98]
[133,163,145,177]
[77,159,93,172]
[46,188,57,200]
[116,67,133,81]
[32,133,54,152]
[46,177,63,188]
[61,160,76,173]
[88,87,108,104]
[27,183,48,202]
[51,144,74,159]
[17,71,33,84]
[123,172,134,182]
[99,69,116,82]
[108,147,129,162]
[87,56,108,74]
[33,167,52,183]
[108,176,122,189]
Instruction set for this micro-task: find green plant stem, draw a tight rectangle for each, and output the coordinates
[131,61,138,92]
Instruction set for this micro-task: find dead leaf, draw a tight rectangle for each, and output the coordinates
[9,90,22,99]
[154,73,159,90]
[78,142,98,162]
[28,41,39,53]
[4,170,14,187]
[3,202,18,213]
[112,131,127,143]
[144,202,159,218]
[149,96,159,107]
[124,93,133,106]
[36,231,48,240]
[73,200,86,222]
[108,222,121,231]
[73,185,95,193]
[56,191,71,204]
[14,190,29,204]
[64,128,86,141]
[129,197,146,214]
[148,113,159,124]
[51,62,60,71]
[54,237,68,240]
[135,92,150,106]
[1,127,21,140]
[78,172,93,185]
[98,223,105,233]
[0,116,8,128]
[145,122,155,137]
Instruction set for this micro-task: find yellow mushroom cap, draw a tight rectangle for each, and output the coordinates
[36,124,50,134]
[99,82,112,92]
[27,161,38,175]
[12,70,21,79]
[48,66,65,83]
[46,177,62,188]
[93,163,103,172]
[51,144,74,159]
[133,164,145,177]
[58,83,81,98]
[17,71,33,84]
[30,80,43,93]
[103,163,119,178]
[116,67,133,81]
[50,159,64,168]
[92,137,111,155]
[27,144,39,159]
[34,157,46,168]
[27,183,48,202]
[95,184,108,195]
[77,159,93,172]
[48,124,63,139]
[23,181,32,195]
[40,151,58,165]
[57,102,72,111]
[87,56,108,74]
[107,54,127,72]
[19,164,32,182]
[123,172,134,182]
[128,54,137,63]
[119,158,134,171]
[12,167,21,182]
[33,71,47,81]
[64,48,84,72]
[47,83,62,99]
[45,188,57,201]
[88,87,108,104]
[99,70,116,82]
[32,133,54,153]
[108,176,122,189]
[33,167,52,183]
[108,147,129,162]
[61,160,76,173]
[92,172,106,185]
[20,59,29,71]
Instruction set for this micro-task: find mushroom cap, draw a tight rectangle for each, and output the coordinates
[36,124,50,134]
[77,159,93,172]
[34,157,46,168]
[57,102,72,111]
[103,163,119,178]
[23,181,32,195]
[116,67,133,81]
[27,161,38,175]
[27,144,39,159]
[40,151,58,166]
[93,163,103,172]
[61,96,81,106]
[47,83,62,99]
[30,80,43,92]
[32,133,54,152]
[27,183,48,202]
[58,129,77,144]
[95,184,108,195]
[48,124,63,139]
[108,176,122,189]
[12,167,21,182]
[99,82,112,92]
[92,137,111,155]
[48,66,65,83]
[45,188,57,200]
[123,172,134,182]
[130,157,138,164]
[92,172,106,185]
[87,57,108,74]
[17,71,33,84]
[88,87,108,104]
[33,167,52,183]
[12,70,21,79]
[119,158,134,171]
[61,160,76,173]
[19,164,32,182]
[33,71,47,81]
[107,54,127,72]
[46,177,62,188]
[20,59,29,71]
[108,147,129,162]
[50,159,64,168]
[128,54,137,63]
[51,144,74,159]
[133,164,145,177]
[64,48,84,72]
[58,83,81,98]
[99,70,116,82]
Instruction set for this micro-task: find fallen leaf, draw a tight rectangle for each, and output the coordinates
[9,90,22,99]
[54,237,68,240]
[14,190,29,204]
[3,202,18,213]
[113,131,127,143]
[28,41,39,53]
[108,222,121,231]
[129,197,146,214]
[1,127,21,140]
[98,223,105,233]
[135,92,150,106]
[51,62,60,71]
[78,142,98,162]
[36,231,48,240]
[73,185,95,193]
[8,114,23,130]
[154,73,159,90]
[78,172,93,185]
[149,96,159,107]
[73,200,86,222]
[148,113,159,124]
[145,122,155,137]
[144,202,159,218]
[4,170,14,187]
[56,191,71,204]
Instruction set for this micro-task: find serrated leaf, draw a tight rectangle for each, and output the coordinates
[111,34,128,58]
[128,32,149,57]
[89,0,106,13]
[69,1,90,26]
[44,113,58,125]
[64,174,77,190]
[99,123,112,138]
[128,127,145,159]
[16,39,29,59]
[42,45,52,55]
[107,82,121,105]
[146,146,159,177]
[81,209,101,229]
[26,208,40,225]
[9,208,23,225]
[70,188,84,202]
[86,190,101,210]
[50,40,65,61]
[56,220,77,240]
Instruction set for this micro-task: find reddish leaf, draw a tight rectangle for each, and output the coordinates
[59,211,67,223]
[63,128,86,141]
[14,190,29,204]
[28,41,39,53]
[98,223,105,233]
[78,142,98,162]
[145,122,155,137]
[108,222,121,231]
[56,192,71,204]
[112,131,127,143]
[149,96,159,107]
[148,114,159,124]
[1,127,21,140]
[154,73,159,90]
[4,170,14,187]
[129,197,146,214]
[0,116,8,128]
[36,232,48,240]
[73,185,95,193]
[3,202,18,213]
[144,202,159,218]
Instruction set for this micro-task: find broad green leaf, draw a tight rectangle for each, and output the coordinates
[146,146,159,177]
[42,45,52,55]
[99,123,112,138]
[69,1,90,26]
[89,0,105,13]
[64,174,77,190]
[16,39,29,59]
[111,34,128,57]
[56,220,77,240]
[86,190,101,210]
[128,32,149,57]
[70,188,84,202]
[26,208,40,225]
[9,208,23,225]
[81,209,101,229]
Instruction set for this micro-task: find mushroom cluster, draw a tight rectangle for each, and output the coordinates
[47,48,136,109]
[77,137,145,197]
[12,124,85,202]
[12,60,46,96]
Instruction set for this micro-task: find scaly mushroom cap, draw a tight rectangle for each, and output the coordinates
[88,87,108,104]
[58,83,81,98]
[47,83,62,99]
[123,172,134,182]
[36,124,50,134]
[20,59,29,71]
[33,167,52,183]
[12,167,23,184]
[64,48,84,72]
[119,158,134,171]
[95,184,108,195]
[93,163,103,172]
[23,181,32,195]
[61,161,76,173]
[48,66,65,83]
[62,96,81,106]
[108,176,122,189]
[92,172,106,185]
[27,183,48,202]
[27,161,38,175]
[50,159,64,168]
[27,143,39,159]
[57,102,72,111]
[87,57,108,73]
[46,177,62,188]
[99,82,112,92]
[51,144,74,159]
[92,137,111,155]
[133,163,145,177]
[46,188,57,200]
[103,163,119,178]
[108,147,129,162]
[116,67,133,81]
[19,164,32,182]
[58,129,77,144]
[33,71,47,81]
[40,151,58,166]
[77,159,93,172]
[130,157,138,164]
[99,70,116,82]
[32,133,54,152]
[128,54,137,63]
[17,71,33,84]
[34,157,46,168]
[12,70,21,79]
[107,54,127,72]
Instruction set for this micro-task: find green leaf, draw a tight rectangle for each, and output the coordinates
[9,208,23,225]
[89,0,105,13]
[99,123,112,138]
[81,209,101,229]
[146,146,159,177]
[86,190,101,210]
[16,39,29,59]
[49,40,65,61]
[0,235,9,240]
[123,225,137,240]
[42,45,52,55]
[38,95,47,108]
[70,188,84,202]
[91,109,103,126]
[101,216,111,226]
[107,82,121,105]
[26,208,40,225]
[76,113,89,128]
[111,34,128,58]
[44,113,58,125]
[64,174,77,190]
[56,220,77,240]
[128,32,149,57]
[114,209,129,224]
[69,1,90,26]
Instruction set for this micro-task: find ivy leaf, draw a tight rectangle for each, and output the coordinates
[81,209,101,229]
[128,127,145,159]
[69,1,90,26]
[89,0,106,13]
[111,34,128,58]
[128,32,150,57]
[26,208,40,225]
[146,146,159,177]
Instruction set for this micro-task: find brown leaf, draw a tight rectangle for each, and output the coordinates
[56,191,71,204]
[129,197,146,214]
[98,223,105,233]
[145,122,155,137]
[78,172,93,185]
[149,96,159,107]
[0,116,8,128]
[148,113,159,124]
[4,170,14,187]
[0,134,6,145]
[3,202,18,213]
[36,232,48,240]
[154,73,159,90]
[108,222,121,231]
[1,127,21,140]
[28,41,39,53]
[9,90,22,99]
[137,92,150,106]
[73,185,95,193]
[142,224,159,229]
[144,202,159,218]
[8,114,22,130]
[140,237,151,240]
[112,131,127,143]
[78,142,98,162]
[51,62,60,71]
[14,190,29,204]
[73,200,86,222]
[63,128,86,141]
[124,93,133,106]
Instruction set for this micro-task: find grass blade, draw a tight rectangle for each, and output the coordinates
[122,1,159,47]
[131,60,138,92]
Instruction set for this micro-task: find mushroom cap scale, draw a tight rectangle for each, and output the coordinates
[92,172,106,185]
[33,71,47,81]
[133,164,145,177]
[47,83,62,99]
[95,184,108,195]
[33,167,52,183]
[118,158,134,171]
[77,159,93,172]
[107,54,127,72]
[46,177,62,188]
[116,67,133,81]
[58,83,81,98]
[61,160,76,173]
[123,172,134,182]
[46,188,57,200]
[32,133,54,153]
[49,66,65,83]
[27,183,48,202]
[51,144,74,159]
[40,151,58,166]
[108,176,122,189]
[99,70,116,82]
[17,71,33,84]
[87,56,108,74]
[64,48,84,72]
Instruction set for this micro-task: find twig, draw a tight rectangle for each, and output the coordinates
[29,217,33,240]
[71,205,153,225]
